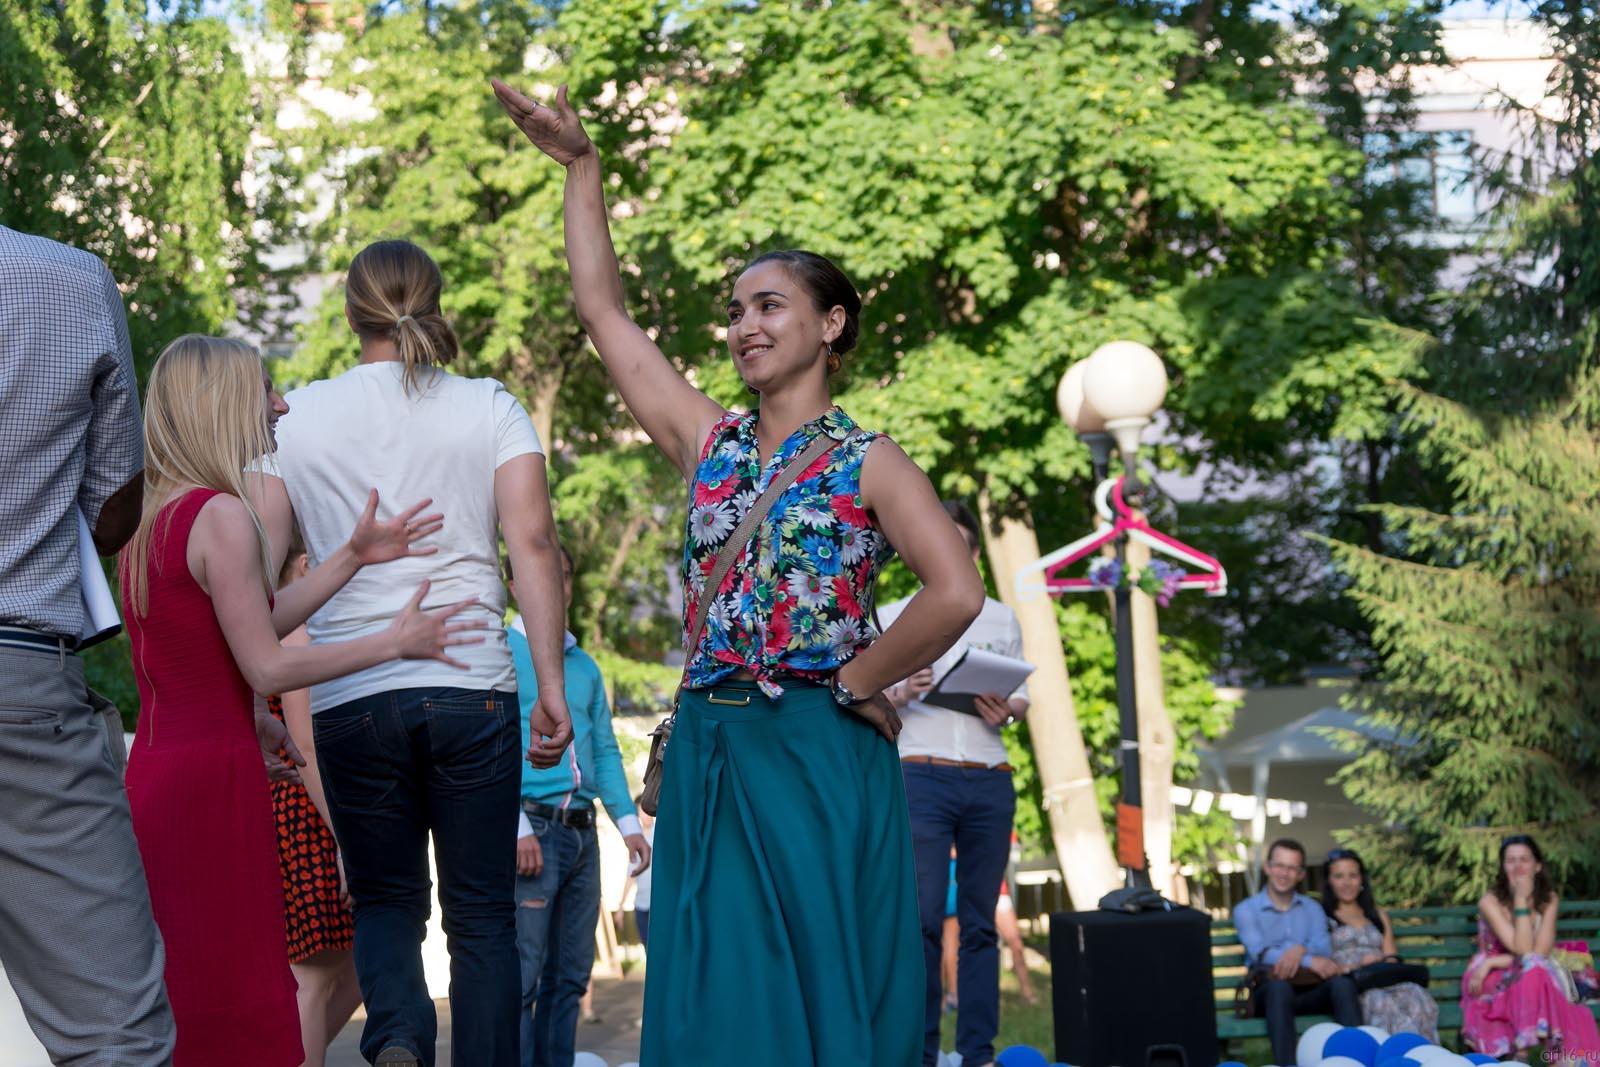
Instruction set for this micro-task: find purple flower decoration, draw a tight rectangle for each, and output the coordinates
[1138,559,1187,606]
[1088,557,1123,590]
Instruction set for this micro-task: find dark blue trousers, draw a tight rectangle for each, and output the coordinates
[903,762,1016,1067]
[314,686,521,1067]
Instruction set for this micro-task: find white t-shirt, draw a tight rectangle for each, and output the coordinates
[271,362,542,712]
[880,594,1029,767]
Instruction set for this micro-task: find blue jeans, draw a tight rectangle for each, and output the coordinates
[514,809,600,1067]
[903,762,1016,1067]
[314,687,521,1067]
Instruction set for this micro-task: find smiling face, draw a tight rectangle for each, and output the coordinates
[1265,843,1306,896]
[261,369,289,449]
[725,260,842,396]
[1328,857,1364,905]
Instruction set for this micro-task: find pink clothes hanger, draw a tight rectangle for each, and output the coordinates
[1014,476,1227,600]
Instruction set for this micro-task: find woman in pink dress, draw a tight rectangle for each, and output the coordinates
[1461,834,1600,1060]
[121,335,483,1066]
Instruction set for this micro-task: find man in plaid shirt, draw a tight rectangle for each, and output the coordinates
[0,225,175,1064]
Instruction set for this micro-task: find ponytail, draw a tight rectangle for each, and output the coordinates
[345,240,460,394]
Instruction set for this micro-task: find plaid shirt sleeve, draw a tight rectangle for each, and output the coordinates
[77,264,143,528]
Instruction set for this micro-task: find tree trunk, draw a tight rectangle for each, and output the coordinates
[979,493,1121,908]
[588,512,647,648]
[1126,536,1180,899]
[527,369,561,454]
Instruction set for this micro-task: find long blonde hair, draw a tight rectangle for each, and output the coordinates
[121,335,275,616]
[345,239,460,394]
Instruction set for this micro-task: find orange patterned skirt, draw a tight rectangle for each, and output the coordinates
[267,696,354,964]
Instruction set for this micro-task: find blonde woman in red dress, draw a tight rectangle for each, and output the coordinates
[120,335,483,1067]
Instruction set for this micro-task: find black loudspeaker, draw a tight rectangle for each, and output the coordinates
[1050,907,1217,1067]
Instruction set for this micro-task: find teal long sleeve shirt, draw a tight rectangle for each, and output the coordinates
[507,619,640,839]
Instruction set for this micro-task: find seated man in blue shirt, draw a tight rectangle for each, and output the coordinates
[507,544,650,1067]
[1232,838,1360,1064]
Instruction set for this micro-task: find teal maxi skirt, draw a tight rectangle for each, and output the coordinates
[639,679,923,1066]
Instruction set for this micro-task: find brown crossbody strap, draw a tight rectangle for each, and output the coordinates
[681,428,864,665]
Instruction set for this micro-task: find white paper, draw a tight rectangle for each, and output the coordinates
[930,646,1035,698]
[76,508,122,648]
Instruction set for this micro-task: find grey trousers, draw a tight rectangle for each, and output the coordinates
[0,645,175,1066]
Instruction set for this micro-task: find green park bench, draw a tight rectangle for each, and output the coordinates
[1212,901,1600,1056]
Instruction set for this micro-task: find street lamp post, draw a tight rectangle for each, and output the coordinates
[1061,342,1169,886]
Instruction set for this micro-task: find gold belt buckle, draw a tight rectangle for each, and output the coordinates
[707,689,753,706]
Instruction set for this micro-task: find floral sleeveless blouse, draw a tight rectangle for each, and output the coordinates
[682,406,894,697]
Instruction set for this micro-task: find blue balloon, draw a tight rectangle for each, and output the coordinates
[996,1048,1050,1067]
[1378,1034,1431,1063]
[1376,1058,1416,1067]
[1324,1027,1382,1067]
[1465,1057,1499,1066]
[1219,1062,1248,1067]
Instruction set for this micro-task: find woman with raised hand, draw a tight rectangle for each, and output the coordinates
[256,239,573,1067]
[120,335,481,1067]
[1462,834,1600,1060]
[493,80,986,1066]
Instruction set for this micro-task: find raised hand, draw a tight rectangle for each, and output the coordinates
[526,695,574,769]
[389,580,487,667]
[491,80,594,166]
[348,489,444,566]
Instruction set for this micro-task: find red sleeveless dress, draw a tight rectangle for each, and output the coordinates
[123,488,302,1067]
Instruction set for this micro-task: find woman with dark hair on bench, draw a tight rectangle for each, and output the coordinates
[1322,848,1438,1040]
[1462,834,1600,1060]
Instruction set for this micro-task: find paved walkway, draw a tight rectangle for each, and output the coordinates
[326,975,644,1066]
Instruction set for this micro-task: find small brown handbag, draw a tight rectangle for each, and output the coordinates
[639,429,860,816]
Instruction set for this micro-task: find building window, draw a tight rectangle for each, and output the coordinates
[1365,129,1477,224]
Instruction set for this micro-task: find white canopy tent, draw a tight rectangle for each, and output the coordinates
[1196,683,1400,892]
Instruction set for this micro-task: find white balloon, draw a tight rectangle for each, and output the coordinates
[572,1055,609,1067]
[1406,1048,1460,1065]
[1358,1026,1391,1045]
[1321,1057,1369,1067]
[1297,1021,1344,1067]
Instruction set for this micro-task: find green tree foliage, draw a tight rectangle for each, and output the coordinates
[269,0,1455,859]
[1331,2,1600,903]
[1,0,288,377]
[3,1,288,724]
[1330,377,1600,903]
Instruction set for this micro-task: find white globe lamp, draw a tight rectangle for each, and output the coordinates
[1056,360,1106,434]
[1081,341,1168,466]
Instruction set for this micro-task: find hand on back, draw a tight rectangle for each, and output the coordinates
[388,579,486,666]
[348,489,444,566]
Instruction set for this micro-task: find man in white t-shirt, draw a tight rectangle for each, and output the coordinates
[880,501,1028,1067]
[258,239,572,1067]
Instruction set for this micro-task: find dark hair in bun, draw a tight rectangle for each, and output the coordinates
[746,250,861,371]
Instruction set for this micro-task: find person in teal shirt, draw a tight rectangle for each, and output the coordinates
[506,544,649,1067]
